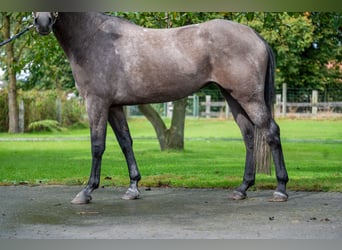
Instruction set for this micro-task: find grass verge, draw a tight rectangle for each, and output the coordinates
[0,118,341,192]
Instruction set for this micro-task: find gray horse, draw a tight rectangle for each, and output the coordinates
[33,12,289,204]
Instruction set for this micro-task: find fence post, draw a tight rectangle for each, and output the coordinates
[56,98,62,124]
[166,101,173,118]
[276,94,282,116]
[192,94,199,118]
[124,106,130,117]
[18,99,24,133]
[225,101,230,119]
[282,83,287,117]
[163,102,167,117]
[312,90,318,116]
[205,95,211,118]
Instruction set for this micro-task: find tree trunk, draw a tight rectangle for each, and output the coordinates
[138,104,168,150]
[3,14,19,133]
[138,97,188,151]
[7,70,19,133]
[164,97,187,150]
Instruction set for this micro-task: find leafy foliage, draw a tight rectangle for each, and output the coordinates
[244,13,315,87]
[0,12,33,132]
[23,31,74,90]
[0,12,32,76]
[28,119,62,132]
[0,89,87,132]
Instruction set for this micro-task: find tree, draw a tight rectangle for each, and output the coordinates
[302,12,342,98]
[0,12,31,133]
[240,12,341,92]
[0,12,74,133]
[236,13,315,88]
[24,30,74,91]
[138,98,187,150]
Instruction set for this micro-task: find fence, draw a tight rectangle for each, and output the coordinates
[1,85,341,132]
[128,85,342,119]
[275,83,342,117]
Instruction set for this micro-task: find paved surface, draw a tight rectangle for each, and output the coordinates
[0,185,341,239]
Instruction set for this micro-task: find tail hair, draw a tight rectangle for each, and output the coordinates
[264,43,276,116]
[254,39,276,175]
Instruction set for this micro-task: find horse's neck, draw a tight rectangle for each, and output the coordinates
[53,12,106,58]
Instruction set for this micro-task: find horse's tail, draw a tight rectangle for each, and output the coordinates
[254,41,275,175]
[264,43,276,116]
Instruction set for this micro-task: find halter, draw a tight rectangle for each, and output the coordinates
[51,12,59,25]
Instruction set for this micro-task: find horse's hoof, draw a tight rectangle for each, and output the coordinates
[121,187,140,200]
[71,191,92,204]
[231,190,247,200]
[269,191,288,202]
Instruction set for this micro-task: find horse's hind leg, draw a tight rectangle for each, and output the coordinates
[223,93,256,200]
[108,106,141,200]
[266,119,289,201]
[242,102,289,201]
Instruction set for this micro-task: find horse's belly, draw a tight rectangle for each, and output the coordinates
[115,78,203,105]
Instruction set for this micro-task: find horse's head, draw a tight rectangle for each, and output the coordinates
[33,12,58,35]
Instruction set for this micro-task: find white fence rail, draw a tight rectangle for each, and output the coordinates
[150,84,342,119]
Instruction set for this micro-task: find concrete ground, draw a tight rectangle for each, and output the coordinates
[0,185,341,239]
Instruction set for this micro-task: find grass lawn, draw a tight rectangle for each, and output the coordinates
[0,117,341,192]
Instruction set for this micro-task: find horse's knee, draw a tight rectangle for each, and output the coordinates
[92,142,105,158]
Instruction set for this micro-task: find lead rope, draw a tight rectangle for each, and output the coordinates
[0,24,34,47]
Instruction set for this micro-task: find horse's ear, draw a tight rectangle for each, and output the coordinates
[32,12,37,23]
[52,12,59,22]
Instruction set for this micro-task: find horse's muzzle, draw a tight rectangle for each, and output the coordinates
[33,13,54,35]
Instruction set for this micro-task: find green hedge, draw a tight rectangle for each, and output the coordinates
[0,89,87,132]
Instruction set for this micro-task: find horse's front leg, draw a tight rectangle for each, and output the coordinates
[71,98,109,204]
[108,106,141,200]
[223,94,256,200]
